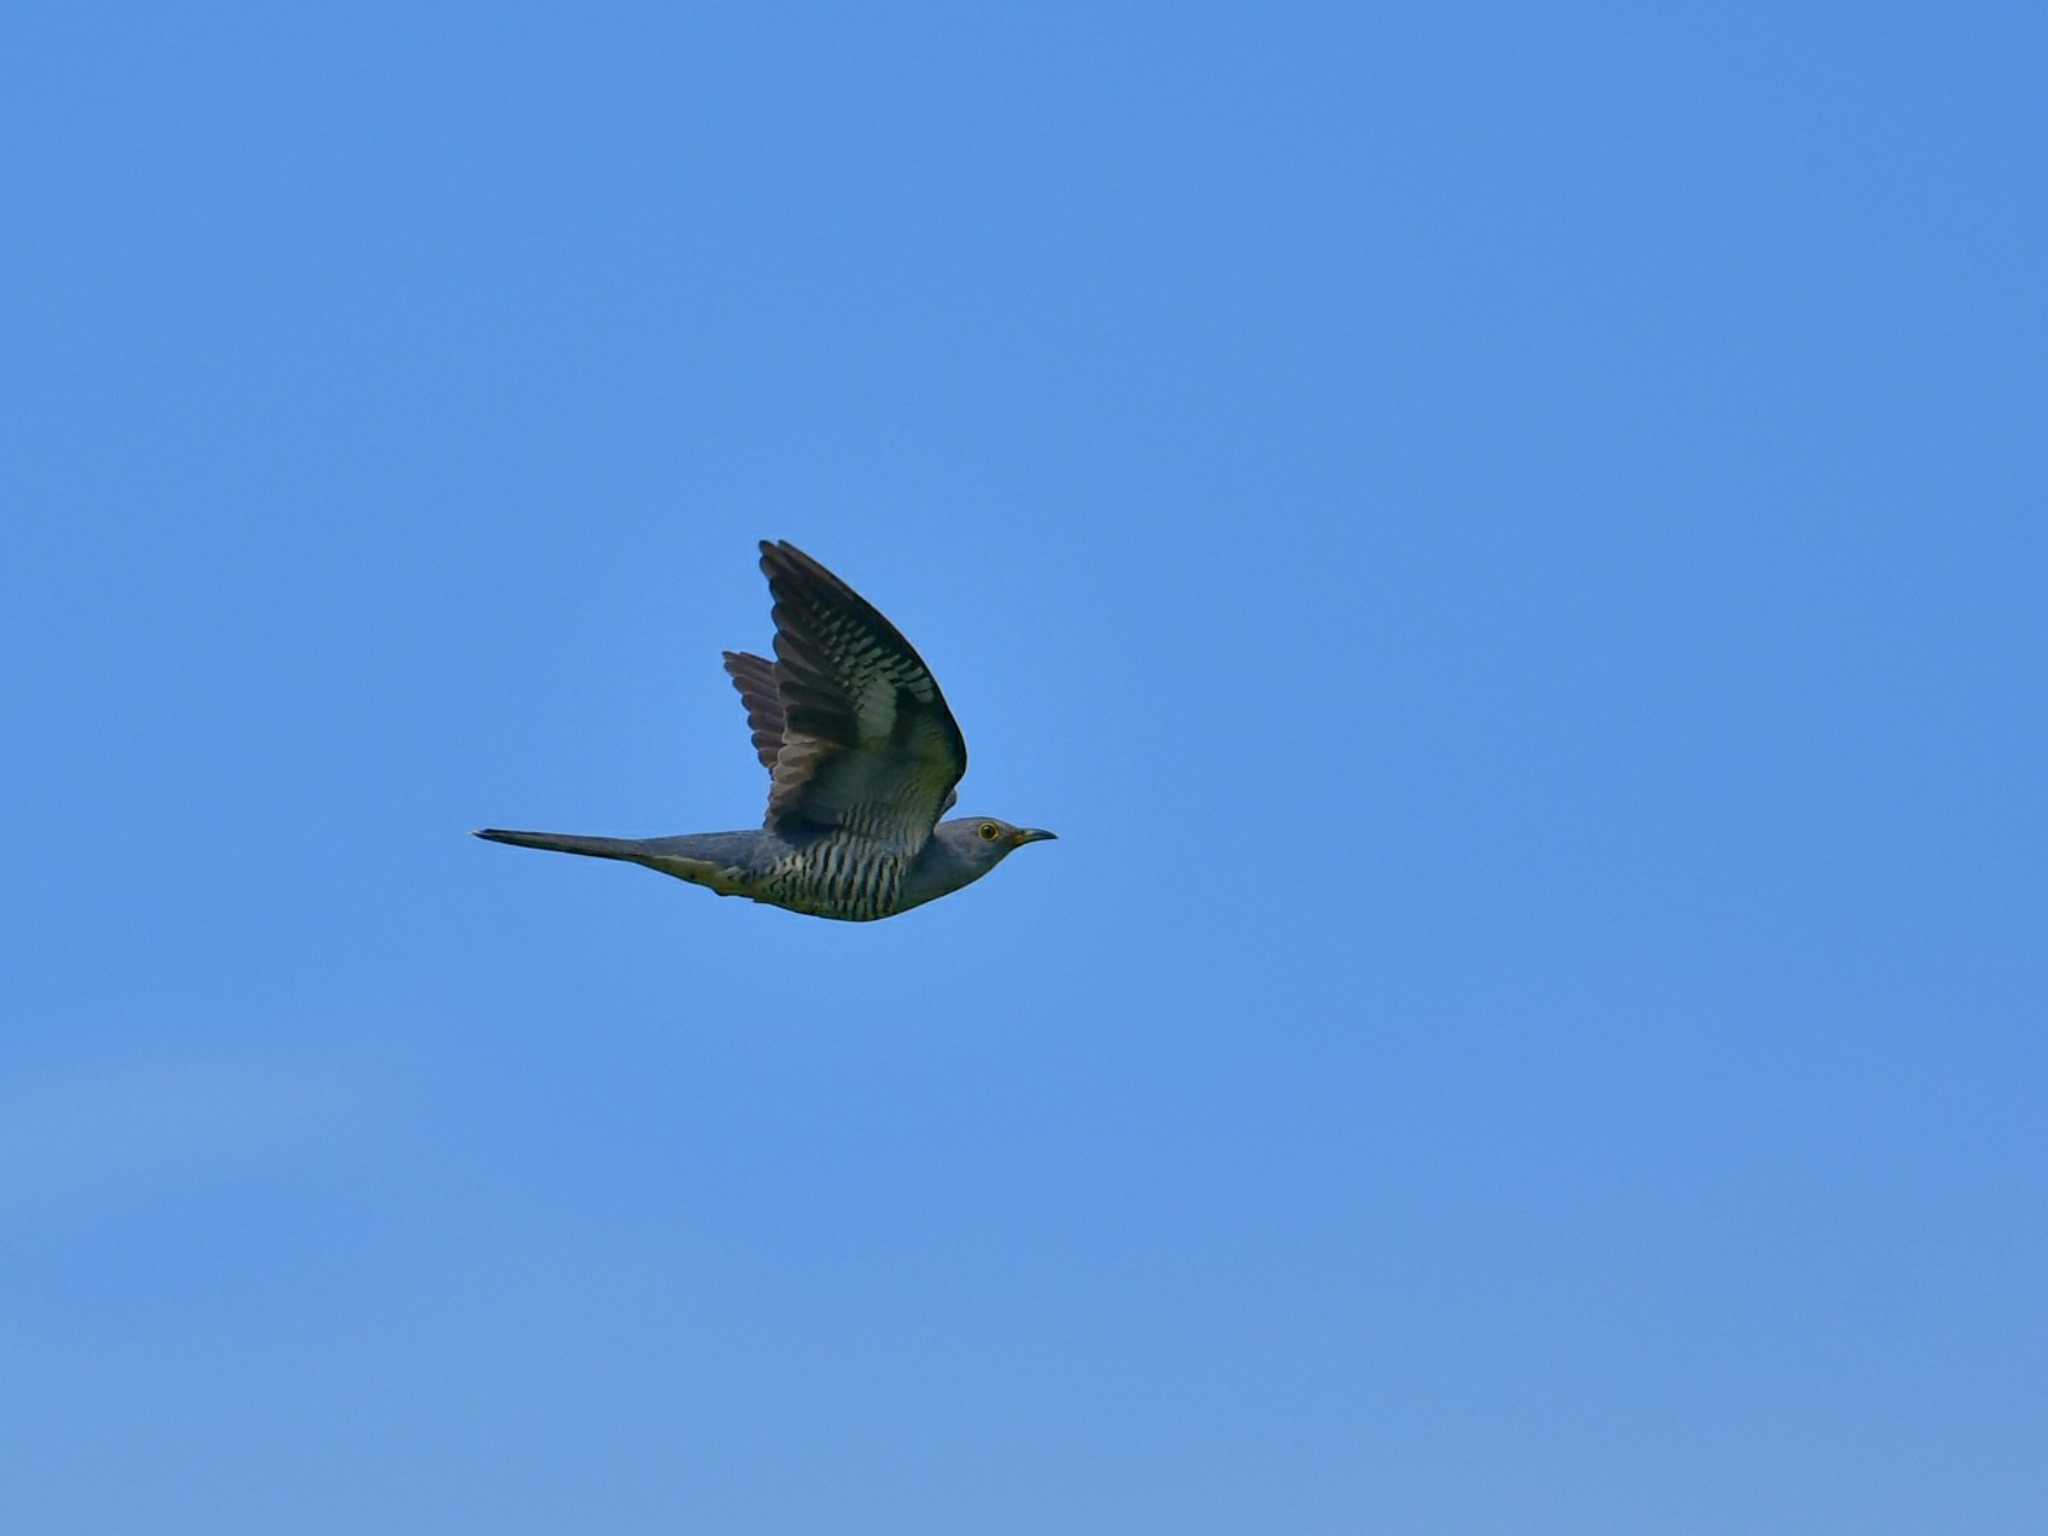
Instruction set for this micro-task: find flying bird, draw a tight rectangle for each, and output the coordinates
[475,540,1056,921]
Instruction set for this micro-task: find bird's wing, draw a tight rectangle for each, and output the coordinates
[721,650,785,770]
[752,540,967,850]
[728,645,952,813]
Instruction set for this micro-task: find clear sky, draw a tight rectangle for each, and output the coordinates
[4,4,2043,1531]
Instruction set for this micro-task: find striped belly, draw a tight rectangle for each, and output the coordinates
[752,835,909,922]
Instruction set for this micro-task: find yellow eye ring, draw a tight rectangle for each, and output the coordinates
[978,822,1001,842]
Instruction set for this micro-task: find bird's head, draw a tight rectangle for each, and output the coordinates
[933,816,1058,877]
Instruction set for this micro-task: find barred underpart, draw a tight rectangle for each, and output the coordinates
[750,832,912,922]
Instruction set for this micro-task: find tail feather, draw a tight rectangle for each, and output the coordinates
[473,828,652,862]
[473,827,750,898]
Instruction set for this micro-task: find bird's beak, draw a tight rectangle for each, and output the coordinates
[1012,828,1058,846]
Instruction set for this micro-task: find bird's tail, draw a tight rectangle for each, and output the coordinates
[473,828,652,863]
[473,827,753,899]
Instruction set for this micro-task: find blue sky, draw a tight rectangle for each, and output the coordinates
[4,3,2043,1530]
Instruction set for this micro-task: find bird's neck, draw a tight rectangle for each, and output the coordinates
[897,836,987,914]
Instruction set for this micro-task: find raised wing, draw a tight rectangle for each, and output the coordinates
[749,540,967,849]
[721,650,784,769]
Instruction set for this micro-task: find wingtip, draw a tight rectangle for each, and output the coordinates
[760,538,821,572]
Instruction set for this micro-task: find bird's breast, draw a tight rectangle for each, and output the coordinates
[751,833,911,922]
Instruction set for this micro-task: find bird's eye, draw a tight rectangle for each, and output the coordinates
[978,822,1001,842]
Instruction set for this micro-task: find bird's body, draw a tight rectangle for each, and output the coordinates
[476,541,1055,922]
[476,821,1035,923]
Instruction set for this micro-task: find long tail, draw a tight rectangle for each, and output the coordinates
[473,828,652,862]
[473,827,751,899]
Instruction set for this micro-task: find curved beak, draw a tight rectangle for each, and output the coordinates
[1012,827,1058,846]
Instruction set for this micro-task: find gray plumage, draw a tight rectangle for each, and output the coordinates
[476,540,1056,922]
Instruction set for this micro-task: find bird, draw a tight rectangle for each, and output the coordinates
[475,540,1056,922]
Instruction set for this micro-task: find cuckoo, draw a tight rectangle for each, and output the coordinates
[475,540,1056,921]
